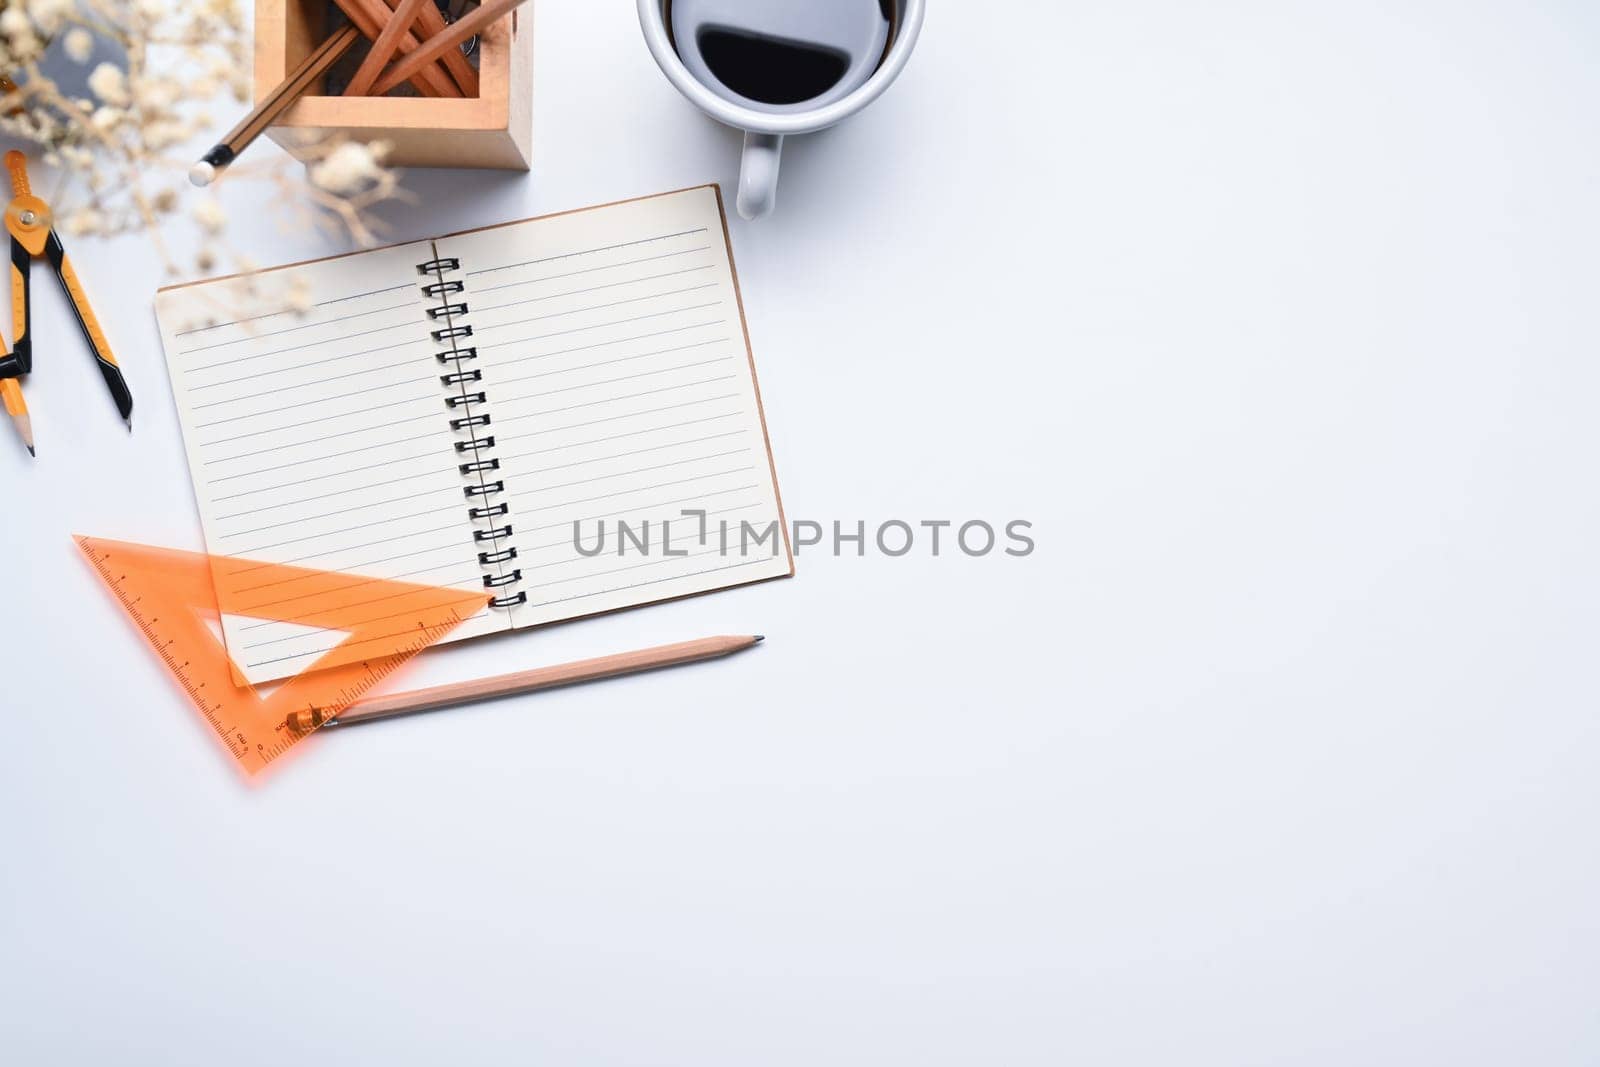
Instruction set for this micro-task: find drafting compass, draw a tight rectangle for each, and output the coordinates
[0,150,133,456]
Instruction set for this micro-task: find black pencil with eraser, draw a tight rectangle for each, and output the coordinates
[190,24,361,187]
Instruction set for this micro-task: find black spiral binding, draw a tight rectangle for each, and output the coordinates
[418,252,527,609]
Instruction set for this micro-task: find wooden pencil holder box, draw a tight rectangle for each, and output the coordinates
[254,0,533,170]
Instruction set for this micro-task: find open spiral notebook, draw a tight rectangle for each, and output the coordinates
[155,186,792,684]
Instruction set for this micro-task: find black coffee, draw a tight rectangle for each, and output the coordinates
[697,29,852,106]
[669,0,895,110]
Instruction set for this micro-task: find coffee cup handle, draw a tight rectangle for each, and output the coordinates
[737,132,783,220]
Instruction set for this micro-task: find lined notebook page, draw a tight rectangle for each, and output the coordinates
[436,186,792,625]
[155,242,506,685]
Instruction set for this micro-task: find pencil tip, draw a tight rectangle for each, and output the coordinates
[125,416,133,433]
[25,444,34,457]
[753,634,764,643]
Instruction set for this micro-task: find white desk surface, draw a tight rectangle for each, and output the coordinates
[4,2,1598,1063]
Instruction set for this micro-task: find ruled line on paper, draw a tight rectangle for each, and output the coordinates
[172,282,414,338]
[491,344,733,390]
[474,300,724,342]
[183,317,420,371]
[183,337,419,381]
[508,430,747,475]
[496,397,743,441]
[210,448,448,499]
[228,537,474,595]
[488,321,732,371]
[202,422,443,470]
[178,301,415,354]
[192,376,437,429]
[493,412,743,462]
[188,347,424,396]
[483,357,734,406]
[212,467,463,521]
[517,500,765,555]
[526,557,777,611]
[516,467,759,514]
[195,394,441,448]
[513,448,753,496]
[473,264,716,310]
[490,377,742,428]
[219,482,463,538]
[226,501,467,556]
[224,521,467,575]
[463,228,709,278]
[474,281,718,318]
[515,484,762,538]
[233,562,485,629]
[471,246,713,295]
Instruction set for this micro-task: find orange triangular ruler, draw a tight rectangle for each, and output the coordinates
[76,535,488,777]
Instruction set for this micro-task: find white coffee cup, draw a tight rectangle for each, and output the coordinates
[637,0,926,219]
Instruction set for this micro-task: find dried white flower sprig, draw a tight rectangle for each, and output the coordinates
[0,0,401,279]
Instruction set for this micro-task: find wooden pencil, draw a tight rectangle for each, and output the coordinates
[0,377,33,456]
[284,635,765,731]
[344,0,431,96]
[335,0,458,97]
[383,0,480,97]
[328,0,461,98]
[369,0,529,97]
[189,24,362,186]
